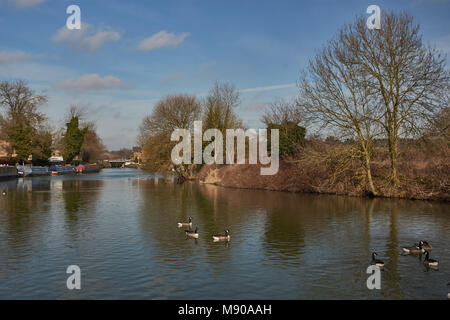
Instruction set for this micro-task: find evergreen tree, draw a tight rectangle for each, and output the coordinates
[63,116,86,163]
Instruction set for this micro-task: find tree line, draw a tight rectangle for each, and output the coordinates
[138,11,449,197]
[0,80,106,164]
[138,82,306,181]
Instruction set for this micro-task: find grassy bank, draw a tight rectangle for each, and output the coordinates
[195,140,449,202]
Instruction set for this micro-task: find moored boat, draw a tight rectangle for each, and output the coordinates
[49,165,76,175]
[17,165,48,177]
[0,165,18,179]
[17,165,32,177]
[76,163,100,174]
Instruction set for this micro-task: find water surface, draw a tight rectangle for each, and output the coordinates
[0,169,449,299]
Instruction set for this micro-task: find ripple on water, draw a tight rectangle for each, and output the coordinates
[0,169,449,299]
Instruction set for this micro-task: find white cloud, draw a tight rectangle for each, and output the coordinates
[52,24,121,52]
[54,74,126,92]
[239,83,296,93]
[0,50,32,65]
[138,30,190,51]
[8,0,46,8]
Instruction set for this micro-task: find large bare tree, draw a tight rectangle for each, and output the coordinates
[138,94,202,145]
[342,12,449,186]
[298,29,379,195]
[138,94,202,180]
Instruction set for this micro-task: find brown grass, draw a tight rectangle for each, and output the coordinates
[195,139,450,201]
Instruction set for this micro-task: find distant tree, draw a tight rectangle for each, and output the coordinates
[31,127,53,163]
[262,100,305,157]
[138,94,202,145]
[267,121,305,157]
[63,115,86,163]
[109,148,133,159]
[80,123,106,162]
[428,106,450,140]
[261,99,302,127]
[0,80,49,162]
[139,94,202,180]
[203,82,243,132]
[59,105,106,163]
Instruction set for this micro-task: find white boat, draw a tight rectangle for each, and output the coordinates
[17,165,48,176]
[17,165,32,176]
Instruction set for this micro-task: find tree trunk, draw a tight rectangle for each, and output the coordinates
[364,152,377,196]
[388,135,399,187]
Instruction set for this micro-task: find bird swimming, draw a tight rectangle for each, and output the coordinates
[185,226,199,239]
[423,251,438,268]
[212,230,230,242]
[177,216,192,228]
[370,252,384,268]
[402,241,425,254]
[421,241,432,252]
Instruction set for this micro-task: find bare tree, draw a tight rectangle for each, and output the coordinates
[298,29,379,195]
[66,104,87,123]
[342,12,449,186]
[138,94,202,146]
[428,106,450,139]
[203,81,242,132]
[138,94,202,180]
[261,99,302,127]
[80,122,106,162]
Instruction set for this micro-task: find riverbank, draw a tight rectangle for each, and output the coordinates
[195,160,450,201]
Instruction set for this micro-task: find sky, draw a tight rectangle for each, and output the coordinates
[0,0,449,150]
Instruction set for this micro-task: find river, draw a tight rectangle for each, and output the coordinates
[0,168,449,299]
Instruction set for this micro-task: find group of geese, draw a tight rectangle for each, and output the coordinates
[371,240,439,269]
[177,216,230,242]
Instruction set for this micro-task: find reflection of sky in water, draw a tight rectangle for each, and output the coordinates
[0,169,449,299]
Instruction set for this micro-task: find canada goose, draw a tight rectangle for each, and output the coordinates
[185,226,199,239]
[177,216,192,228]
[423,251,438,267]
[421,241,432,252]
[1,190,6,196]
[213,230,230,242]
[371,252,384,267]
[402,241,425,254]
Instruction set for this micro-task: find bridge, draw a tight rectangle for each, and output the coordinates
[106,159,129,168]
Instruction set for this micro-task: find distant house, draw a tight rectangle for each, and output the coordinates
[49,156,64,163]
[48,149,64,163]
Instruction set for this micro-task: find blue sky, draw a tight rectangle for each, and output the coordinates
[0,0,449,149]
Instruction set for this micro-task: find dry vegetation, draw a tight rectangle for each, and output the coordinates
[196,136,449,201]
[139,11,449,201]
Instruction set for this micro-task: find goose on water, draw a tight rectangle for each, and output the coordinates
[370,252,384,268]
[212,230,230,242]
